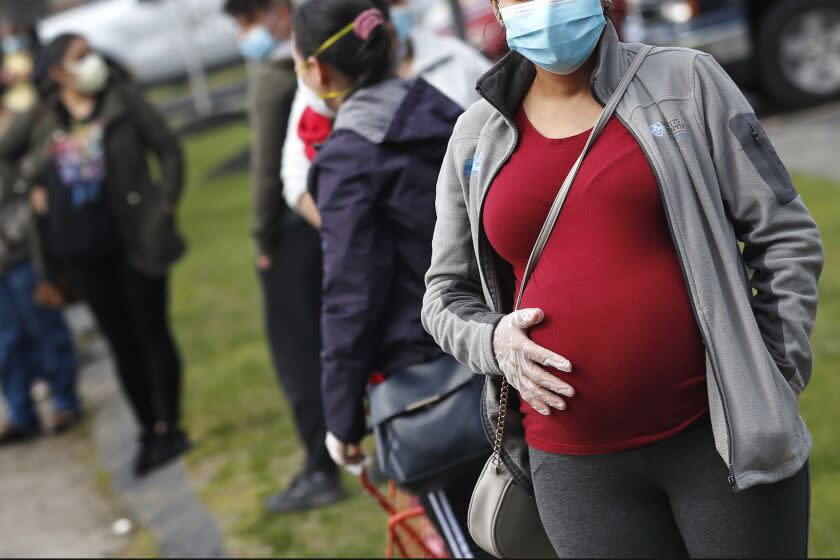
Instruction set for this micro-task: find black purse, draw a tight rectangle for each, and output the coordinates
[369,353,490,493]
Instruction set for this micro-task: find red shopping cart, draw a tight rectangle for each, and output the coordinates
[359,469,450,559]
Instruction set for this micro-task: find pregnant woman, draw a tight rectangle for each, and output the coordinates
[422,0,823,557]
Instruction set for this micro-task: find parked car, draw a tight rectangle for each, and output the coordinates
[38,0,240,85]
[623,0,840,107]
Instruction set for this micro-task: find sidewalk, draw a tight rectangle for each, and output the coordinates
[764,100,840,182]
[84,337,228,559]
[0,306,228,558]
[0,339,126,557]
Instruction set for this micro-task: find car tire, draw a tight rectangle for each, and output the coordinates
[756,0,840,107]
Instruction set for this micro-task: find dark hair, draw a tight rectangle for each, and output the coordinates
[44,32,81,70]
[223,0,289,18]
[295,0,393,91]
[43,33,131,90]
[367,0,391,21]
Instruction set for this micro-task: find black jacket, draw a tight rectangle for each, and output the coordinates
[1,80,186,276]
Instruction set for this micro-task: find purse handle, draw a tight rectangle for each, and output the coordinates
[492,46,653,471]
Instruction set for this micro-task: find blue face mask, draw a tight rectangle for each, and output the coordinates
[2,35,31,54]
[500,0,606,75]
[390,6,413,43]
[390,6,413,62]
[239,25,277,60]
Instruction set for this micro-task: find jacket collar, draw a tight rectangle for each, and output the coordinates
[333,78,412,145]
[475,22,627,122]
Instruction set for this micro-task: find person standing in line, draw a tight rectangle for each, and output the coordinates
[223,0,345,513]
[0,148,80,444]
[7,33,189,476]
[294,1,490,556]
[0,20,43,114]
[0,20,81,444]
[422,0,822,557]
[280,0,492,228]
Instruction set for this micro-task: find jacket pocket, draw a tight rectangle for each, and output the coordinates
[123,181,186,267]
[729,113,797,205]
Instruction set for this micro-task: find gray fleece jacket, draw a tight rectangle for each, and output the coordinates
[422,23,823,494]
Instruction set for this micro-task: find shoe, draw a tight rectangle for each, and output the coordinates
[0,421,42,446]
[133,432,156,477]
[51,410,82,434]
[136,429,191,478]
[264,470,345,514]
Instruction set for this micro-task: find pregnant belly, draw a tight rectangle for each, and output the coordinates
[518,269,709,454]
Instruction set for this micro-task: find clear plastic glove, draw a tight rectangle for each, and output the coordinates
[493,308,574,415]
[325,432,369,476]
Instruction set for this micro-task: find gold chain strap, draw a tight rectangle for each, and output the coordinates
[492,379,509,470]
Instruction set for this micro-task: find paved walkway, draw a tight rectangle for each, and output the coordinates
[0,335,126,557]
[0,307,228,558]
[85,340,228,558]
[764,100,840,182]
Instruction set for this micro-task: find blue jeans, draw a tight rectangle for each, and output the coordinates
[0,261,79,429]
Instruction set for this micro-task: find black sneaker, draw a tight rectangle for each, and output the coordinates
[136,429,191,478]
[133,432,155,477]
[0,421,41,446]
[264,471,345,513]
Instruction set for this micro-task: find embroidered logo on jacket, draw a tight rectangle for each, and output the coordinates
[650,119,689,140]
[464,152,484,180]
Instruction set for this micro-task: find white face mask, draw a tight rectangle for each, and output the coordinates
[296,75,335,118]
[72,53,109,94]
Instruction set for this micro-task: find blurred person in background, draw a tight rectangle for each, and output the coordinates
[294,1,487,556]
[4,33,189,476]
[0,20,44,115]
[281,0,491,229]
[223,0,344,513]
[0,127,80,445]
[0,16,81,445]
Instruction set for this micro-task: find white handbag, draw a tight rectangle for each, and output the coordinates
[467,46,653,559]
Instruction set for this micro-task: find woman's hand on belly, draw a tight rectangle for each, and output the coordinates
[493,308,575,415]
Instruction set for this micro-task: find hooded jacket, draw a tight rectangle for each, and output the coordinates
[280,28,491,212]
[422,24,823,493]
[309,77,463,443]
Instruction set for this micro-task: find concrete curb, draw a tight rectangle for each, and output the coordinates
[82,336,228,558]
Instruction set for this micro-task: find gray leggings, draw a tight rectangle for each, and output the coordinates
[530,418,810,558]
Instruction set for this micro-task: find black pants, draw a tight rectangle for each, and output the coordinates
[530,417,810,558]
[67,254,182,432]
[258,222,334,477]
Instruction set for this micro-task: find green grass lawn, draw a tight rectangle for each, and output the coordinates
[145,64,248,105]
[171,121,840,557]
[797,176,840,557]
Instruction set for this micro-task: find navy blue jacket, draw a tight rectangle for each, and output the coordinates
[309,78,462,443]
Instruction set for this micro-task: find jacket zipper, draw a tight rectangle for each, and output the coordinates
[747,122,787,188]
[614,112,739,491]
[475,100,520,313]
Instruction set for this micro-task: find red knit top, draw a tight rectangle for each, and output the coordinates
[483,110,709,455]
